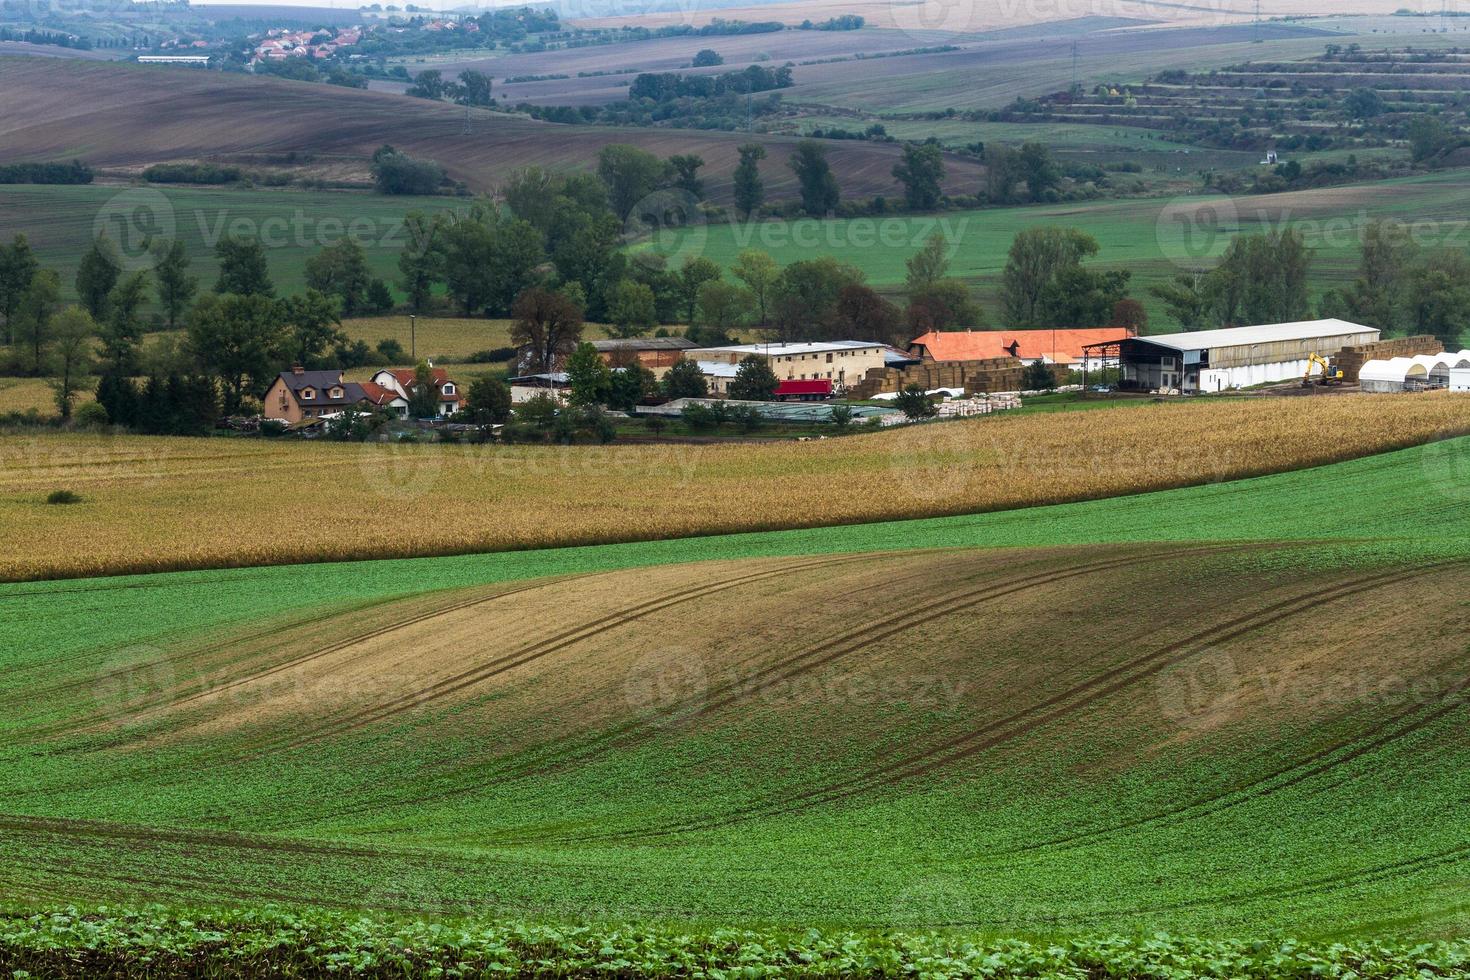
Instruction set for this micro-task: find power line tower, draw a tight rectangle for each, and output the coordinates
[1253,0,1262,43]
[461,105,471,136]
[1071,41,1079,93]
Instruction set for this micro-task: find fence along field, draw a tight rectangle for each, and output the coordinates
[2,394,1469,581]
[4,437,1470,935]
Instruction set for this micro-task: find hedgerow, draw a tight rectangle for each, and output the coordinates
[1,907,1468,978]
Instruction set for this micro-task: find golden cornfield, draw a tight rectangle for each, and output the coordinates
[1,393,1467,581]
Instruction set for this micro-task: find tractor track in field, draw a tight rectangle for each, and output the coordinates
[262,553,877,756]
[563,559,1447,844]
[472,542,1269,844]
[27,576,581,744]
[1,593,414,716]
[972,570,1470,861]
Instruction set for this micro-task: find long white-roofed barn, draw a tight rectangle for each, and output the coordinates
[1096,320,1381,393]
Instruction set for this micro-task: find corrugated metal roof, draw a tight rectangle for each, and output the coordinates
[1126,319,1377,352]
[691,340,885,357]
[590,338,698,351]
[695,360,740,378]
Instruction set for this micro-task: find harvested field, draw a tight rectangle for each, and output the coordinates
[340,315,517,363]
[1,393,1467,581]
[0,57,985,202]
[5,524,1470,933]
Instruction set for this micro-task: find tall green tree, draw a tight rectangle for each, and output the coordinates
[907,279,983,334]
[1018,142,1061,201]
[510,287,584,374]
[905,232,950,292]
[48,306,95,420]
[999,227,1099,328]
[607,279,658,338]
[407,360,441,417]
[789,140,839,216]
[892,142,945,211]
[1149,271,1212,331]
[75,234,121,320]
[731,249,779,326]
[186,292,284,413]
[305,238,371,316]
[0,233,39,345]
[13,269,60,376]
[728,353,779,401]
[661,357,708,399]
[214,235,274,297]
[666,154,705,199]
[597,144,668,222]
[100,271,151,377]
[565,341,613,406]
[676,257,722,325]
[397,211,445,313]
[694,280,753,337]
[1406,251,1470,348]
[733,144,766,220]
[151,238,197,330]
[280,290,345,365]
[1344,220,1418,333]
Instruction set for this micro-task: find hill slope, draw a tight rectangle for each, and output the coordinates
[4,439,1470,935]
[0,57,985,201]
[3,540,1468,934]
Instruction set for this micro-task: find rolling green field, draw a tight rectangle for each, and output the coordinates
[649,168,1470,328]
[0,184,459,306]
[4,435,1470,944]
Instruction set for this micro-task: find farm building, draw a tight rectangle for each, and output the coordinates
[1094,319,1381,393]
[590,337,697,377]
[1359,351,1470,392]
[689,341,890,392]
[508,372,569,403]
[909,328,1133,371]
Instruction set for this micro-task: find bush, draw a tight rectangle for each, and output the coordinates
[142,162,241,184]
[0,160,92,184]
[45,489,82,505]
[371,145,444,195]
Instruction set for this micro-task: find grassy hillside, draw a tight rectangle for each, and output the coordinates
[0,57,985,203]
[647,169,1470,325]
[2,394,1467,580]
[4,436,1470,935]
[0,184,459,305]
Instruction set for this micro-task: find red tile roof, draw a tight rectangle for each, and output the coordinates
[909,328,1135,363]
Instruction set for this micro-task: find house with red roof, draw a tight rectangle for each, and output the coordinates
[370,367,463,418]
[908,328,1135,371]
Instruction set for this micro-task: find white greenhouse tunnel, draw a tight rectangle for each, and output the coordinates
[1359,351,1470,393]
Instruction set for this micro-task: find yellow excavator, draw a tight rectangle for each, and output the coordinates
[1303,353,1344,387]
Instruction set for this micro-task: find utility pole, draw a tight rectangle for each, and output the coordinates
[410,314,416,361]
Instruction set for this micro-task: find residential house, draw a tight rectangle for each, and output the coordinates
[370,367,463,417]
[263,367,372,423]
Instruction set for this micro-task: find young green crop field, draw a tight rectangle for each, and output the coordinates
[4,436,1470,943]
[0,184,460,306]
[649,168,1470,329]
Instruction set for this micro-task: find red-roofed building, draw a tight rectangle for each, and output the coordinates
[909,328,1134,370]
[370,367,462,417]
